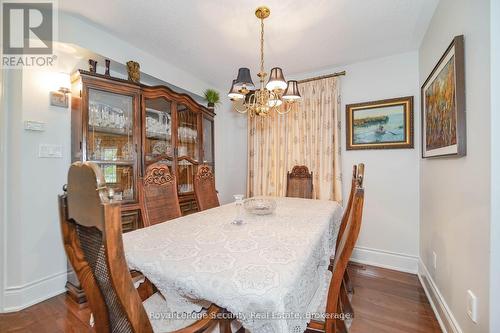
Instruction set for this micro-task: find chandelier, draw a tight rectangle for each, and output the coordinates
[227,6,301,116]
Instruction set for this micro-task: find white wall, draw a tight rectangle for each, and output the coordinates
[0,14,247,312]
[214,96,247,204]
[418,0,491,332]
[3,68,72,310]
[3,69,26,309]
[292,51,421,273]
[490,0,500,331]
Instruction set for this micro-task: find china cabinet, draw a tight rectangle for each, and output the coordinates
[68,70,215,303]
[141,86,215,215]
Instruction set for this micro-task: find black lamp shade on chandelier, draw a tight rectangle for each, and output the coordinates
[266,67,288,91]
[228,80,244,100]
[234,68,255,91]
[282,80,301,101]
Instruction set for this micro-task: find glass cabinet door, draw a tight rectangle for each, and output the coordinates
[87,88,137,202]
[203,116,214,167]
[177,159,196,194]
[144,97,173,168]
[176,103,199,194]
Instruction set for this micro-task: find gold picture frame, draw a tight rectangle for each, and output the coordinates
[346,96,414,150]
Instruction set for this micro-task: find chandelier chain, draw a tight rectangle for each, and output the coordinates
[260,18,265,79]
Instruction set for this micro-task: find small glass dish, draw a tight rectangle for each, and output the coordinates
[243,197,277,215]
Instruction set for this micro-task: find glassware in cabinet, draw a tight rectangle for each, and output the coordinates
[143,96,173,167]
[177,103,199,161]
[87,89,135,162]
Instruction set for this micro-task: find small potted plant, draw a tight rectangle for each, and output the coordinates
[203,89,220,109]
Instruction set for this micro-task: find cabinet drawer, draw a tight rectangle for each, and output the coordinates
[122,210,140,232]
[180,200,198,215]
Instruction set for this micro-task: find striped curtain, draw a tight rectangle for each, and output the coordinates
[247,77,342,202]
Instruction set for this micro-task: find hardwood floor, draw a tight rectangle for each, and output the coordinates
[0,264,441,333]
[348,264,441,333]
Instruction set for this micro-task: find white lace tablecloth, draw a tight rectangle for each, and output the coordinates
[123,197,342,333]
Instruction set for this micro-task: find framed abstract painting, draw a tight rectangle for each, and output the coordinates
[346,96,414,150]
[421,35,466,158]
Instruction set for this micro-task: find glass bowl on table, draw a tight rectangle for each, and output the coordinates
[243,197,277,215]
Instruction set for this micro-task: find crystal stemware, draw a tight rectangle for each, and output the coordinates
[232,194,245,225]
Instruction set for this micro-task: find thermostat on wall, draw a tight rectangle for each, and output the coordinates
[24,120,46,132]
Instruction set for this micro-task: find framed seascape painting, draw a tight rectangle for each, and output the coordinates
[346,96,414,150]
[421,35,466,158]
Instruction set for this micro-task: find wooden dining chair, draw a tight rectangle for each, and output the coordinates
[328,165,357,320]
[342,163,364,297]
[331,164,365,272]
[194,165,219,211]
[58,162,231,333]
[335,165,358,252]
[307,185,365,333]
[140,161,182,227]
[286,165,313,199]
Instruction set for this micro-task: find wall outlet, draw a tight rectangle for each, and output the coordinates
[432,251,437,270]
[467,290,478,323]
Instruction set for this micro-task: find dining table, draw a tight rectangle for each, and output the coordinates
[123,196,343,333]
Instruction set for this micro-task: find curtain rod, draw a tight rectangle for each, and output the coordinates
[297,70,346,84]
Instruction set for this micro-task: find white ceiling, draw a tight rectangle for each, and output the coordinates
[59,0,438,90]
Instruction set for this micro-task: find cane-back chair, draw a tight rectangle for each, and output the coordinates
[58,162,230,333]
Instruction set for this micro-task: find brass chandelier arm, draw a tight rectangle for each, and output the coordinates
[233,104,249,114]
[275,104,293,115]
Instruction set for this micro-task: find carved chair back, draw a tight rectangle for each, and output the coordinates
[194,165,220,211]
[324,185,365,333]
[59,162,153,333]
[140,161,181,226]
[335,165,357,251]
[286,165,313,199]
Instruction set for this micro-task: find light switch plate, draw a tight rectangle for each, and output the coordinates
[24,120,46,132]
[467,289,478,323]
[39,144,63,158]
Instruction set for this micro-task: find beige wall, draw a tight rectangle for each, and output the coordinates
[419,0,491,332]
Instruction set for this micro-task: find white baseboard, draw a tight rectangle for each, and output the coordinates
[417,259,462,333]
[350,246,419,274]
[2,270,67,313]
